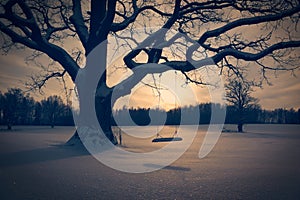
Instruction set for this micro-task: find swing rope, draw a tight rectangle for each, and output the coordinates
[152,71,182,143]
[156,73,162,138]
[173,71,179,137]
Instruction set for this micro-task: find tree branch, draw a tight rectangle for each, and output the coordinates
[211,40,300,64]
[198,4,300,45]
[111,5,173,32]
[26,70,67,93]
[0,0,80,81]
[69,0,88,49]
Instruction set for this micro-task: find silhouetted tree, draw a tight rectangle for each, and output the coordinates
[245,104,261,124]
[0,92,4,125]
[19,93,35,125]
[225,78,259,132]
[41,95,64,128]
[58,104,74,126]
[285,108,298,124]
[166,108,181,125]
[33,101,42,125]
[1,1,299,144]
[129,108,151,126]
[2,88,24,129]
[298,109,300,124]
[199,103,211,124]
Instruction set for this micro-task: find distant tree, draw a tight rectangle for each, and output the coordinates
[0,92,4,125]
[3,88,24,130]
[298,109,300,124]
[274,108,285,124]
[0,88,76,127]
[41,95,64,128]
[33,101,42,125]
[245,104,261,124]
[225,78,259,132]
[58,104,74,126]
[199,103,212,124]
[285,108,298,124]
[166,108,181,125]
[19,93,35,125]
[129,107,151,126]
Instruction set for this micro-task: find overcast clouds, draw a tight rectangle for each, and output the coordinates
[1,52,299,110]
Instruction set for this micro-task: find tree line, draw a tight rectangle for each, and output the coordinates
[1,88,299,130]
[113,104,300,126]
[0,88,73,129]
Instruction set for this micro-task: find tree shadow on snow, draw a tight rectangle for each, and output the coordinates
[0,144,90,167]
[144,163,191,171]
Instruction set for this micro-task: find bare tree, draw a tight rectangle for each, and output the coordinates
[225,77,258,132]
[41,95,64,128]
[2,88,24,130]
[0,92,4,125]
[0,0,299,144]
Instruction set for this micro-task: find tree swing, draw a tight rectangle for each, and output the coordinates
[152,72,183,143]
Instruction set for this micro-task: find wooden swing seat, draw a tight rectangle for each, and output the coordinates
[152,137,182,143]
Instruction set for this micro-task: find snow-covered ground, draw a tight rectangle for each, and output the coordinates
[0,124,299,199]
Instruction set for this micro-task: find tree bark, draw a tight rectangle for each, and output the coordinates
[67,63,117,145]
[95,94,117,145]
[237,108,244,132]
[66,95,117,146]
[66,130,81,146]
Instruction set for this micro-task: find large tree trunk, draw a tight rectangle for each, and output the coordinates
[66,38,118,146]
[66,130,81,146]
[66,91,117,146]
[95,94,117,144]
[67,72,117,145]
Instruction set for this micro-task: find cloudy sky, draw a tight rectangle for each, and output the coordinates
[1,1,299,111]
[1,49,299,110]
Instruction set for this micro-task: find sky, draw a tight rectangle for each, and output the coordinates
[0,50,299,111]
[1,1,300,111]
